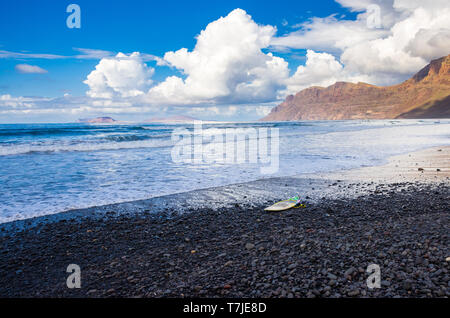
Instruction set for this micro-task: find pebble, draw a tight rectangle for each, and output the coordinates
[327,273,337,280]
[0,182,448,298]
[245,243,255,250]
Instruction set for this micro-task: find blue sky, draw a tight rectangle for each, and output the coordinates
[0,0,350,97]
[0,0,448,122]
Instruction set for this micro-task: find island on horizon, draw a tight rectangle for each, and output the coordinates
[77,116,117,124]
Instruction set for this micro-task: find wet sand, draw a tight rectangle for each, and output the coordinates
[0,146,448,298]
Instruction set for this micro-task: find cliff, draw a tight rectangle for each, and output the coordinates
[262,54,450,121]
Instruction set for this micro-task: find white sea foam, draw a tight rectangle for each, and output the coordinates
[0,138,174,156]
[0,120,449,223]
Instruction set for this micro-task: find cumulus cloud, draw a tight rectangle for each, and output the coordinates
[282,50,378,95]
[406,28,450,61]
[84,52,154,99]
[284,50,345,94]
[273,0,450,86]
[145,9,289,105]
[0,93,272,122]
[0,94,153,118]
[341,1,450,77]
[0,94,34,108]
[79,4,450,116]
[4,3,450,122]
[272,15,387,53]
[0,95,55,116]
[15,64,48,74]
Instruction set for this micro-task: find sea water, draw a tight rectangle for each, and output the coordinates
[0,119,449,223]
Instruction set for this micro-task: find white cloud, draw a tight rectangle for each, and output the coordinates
[272,15,388,53]
[146,9,290,105]
[84,52,154,99]
[0,50,66,60]
[3,3,450,122]
[15,64,48,74]
[341,2,450,77]
[0,94,154,117]
[284,50,345,95]
[406,28,450,61]
[0,48,165,63]
[73,48,113,59]
[0,93,272,122]
[251,105,274,117]
[0,49,109,60]
[0,94,51,110]
[282,49,378,95]
[140,53,169,66]
[273,0,450,86]
[183,104,275,120]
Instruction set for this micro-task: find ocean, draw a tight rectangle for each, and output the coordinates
[0,119,449,223]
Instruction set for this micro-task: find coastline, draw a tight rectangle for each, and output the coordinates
[0,146,449,297]
[1,145,448,232]
[314,146,450,183]
[2,119,449,225]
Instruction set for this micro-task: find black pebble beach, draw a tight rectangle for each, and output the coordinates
[0,181,448,298]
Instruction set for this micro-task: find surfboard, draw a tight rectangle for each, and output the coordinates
[264,200,298,212]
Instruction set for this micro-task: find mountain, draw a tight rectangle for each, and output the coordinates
[262,54,450,121]
[78,117,117,123]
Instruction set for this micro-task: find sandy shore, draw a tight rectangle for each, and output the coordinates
[320,146,450,183]
[0,146,448,298]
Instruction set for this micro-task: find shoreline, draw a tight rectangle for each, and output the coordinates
[313,146,450,183]
[1,182,448,297]
[0,146,449,298]
[1,146,449,232]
